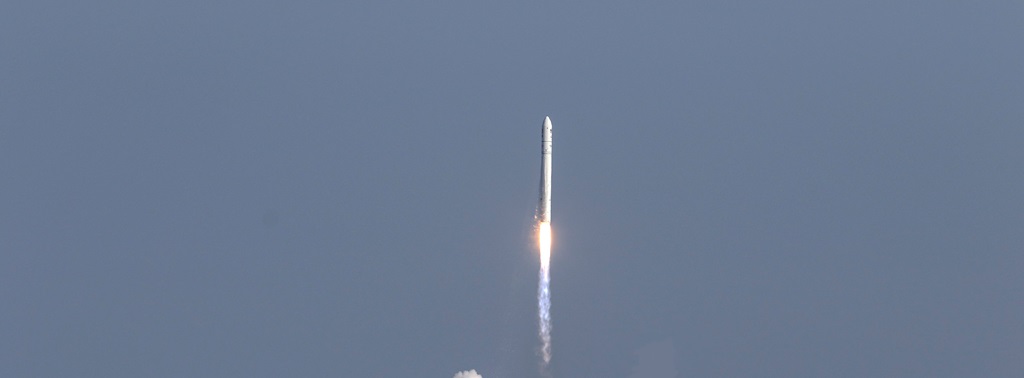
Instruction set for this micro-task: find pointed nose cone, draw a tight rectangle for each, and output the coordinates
[542,116,552,142]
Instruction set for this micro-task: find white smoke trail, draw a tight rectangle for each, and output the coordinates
[537,221,553,372]
[453,369,482,378]
[538,263,551,365]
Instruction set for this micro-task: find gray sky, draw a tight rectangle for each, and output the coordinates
[2,1,1022,377]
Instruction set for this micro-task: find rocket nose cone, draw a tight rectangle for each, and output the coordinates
[544,116,552,129]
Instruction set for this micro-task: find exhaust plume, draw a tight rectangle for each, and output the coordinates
[538,221,553,371]
[453,369,482,378]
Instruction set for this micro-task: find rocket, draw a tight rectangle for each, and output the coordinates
[536,116,555,367]
[539,116,552,223]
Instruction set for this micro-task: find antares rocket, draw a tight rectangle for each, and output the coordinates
[539,116,553,223]
[536,116,554,369]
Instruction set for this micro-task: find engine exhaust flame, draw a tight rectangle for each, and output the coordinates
[539,222,552,271]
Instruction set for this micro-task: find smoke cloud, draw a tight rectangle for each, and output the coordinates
[453,369,482,378]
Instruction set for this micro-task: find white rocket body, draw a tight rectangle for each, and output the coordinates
[539,116,552,223]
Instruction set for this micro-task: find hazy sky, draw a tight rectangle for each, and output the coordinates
[2,1,1022,377]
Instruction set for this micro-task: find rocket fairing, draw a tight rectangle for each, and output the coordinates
[539,116,552,223]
